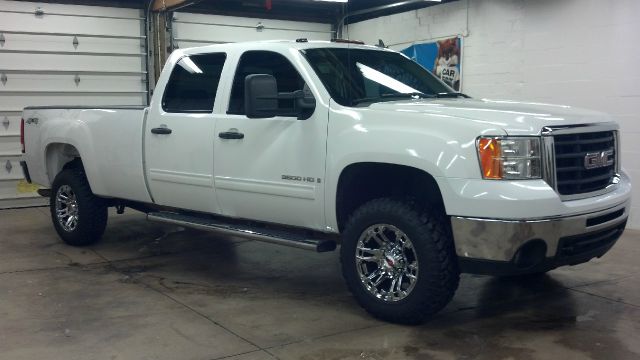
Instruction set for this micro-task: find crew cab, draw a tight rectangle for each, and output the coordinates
[21,40,632,324]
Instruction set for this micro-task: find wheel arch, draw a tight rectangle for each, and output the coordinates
[334,162,446,232]
[45,142,82,184]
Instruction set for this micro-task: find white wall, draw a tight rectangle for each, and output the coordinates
[347,0,640,229]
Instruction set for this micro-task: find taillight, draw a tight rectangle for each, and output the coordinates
[20,118,25,153]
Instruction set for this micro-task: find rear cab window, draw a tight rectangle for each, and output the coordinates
[162,53,227,113]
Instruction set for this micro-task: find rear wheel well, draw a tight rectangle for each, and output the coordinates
[336,163,445,232]
[45,143,82,184]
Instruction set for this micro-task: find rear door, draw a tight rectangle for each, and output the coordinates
[213,50,329,230]
[144,52,226,213]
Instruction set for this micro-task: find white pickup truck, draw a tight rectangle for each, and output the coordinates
[21,40,631,324]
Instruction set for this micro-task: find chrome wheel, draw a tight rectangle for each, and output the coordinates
[55,185,79,232]
[356,224,419,302]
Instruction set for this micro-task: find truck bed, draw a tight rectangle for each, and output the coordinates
[22,106,152,203]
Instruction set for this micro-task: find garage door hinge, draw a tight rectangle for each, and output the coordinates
[35,7,45,17]
[74,74,81,86]
[5,160,12,173]
[0,73,6,86]
[256,22,265,32]
[72,36,79,49]
[2,117,9,129]
[0,33,4,47]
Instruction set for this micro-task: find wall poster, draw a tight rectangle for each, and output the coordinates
[401,36,463,91]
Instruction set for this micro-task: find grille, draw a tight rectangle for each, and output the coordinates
[553,131,616,195]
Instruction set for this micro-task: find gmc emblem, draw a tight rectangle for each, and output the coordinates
[584,150,614,170]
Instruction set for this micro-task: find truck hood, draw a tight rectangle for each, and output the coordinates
[367,98,613,135]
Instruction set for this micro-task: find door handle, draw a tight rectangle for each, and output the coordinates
[218,130,244,140]
[151,127,172,135]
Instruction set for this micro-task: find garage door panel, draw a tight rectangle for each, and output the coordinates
[0,135,20,153]
[0,13,142,37]
[174,12,330,32]
[172,12,332,50]
[0,74,145,93]
[0,114,21,134]
[174,24,329,46]
[0,154,24,180]
[0,94,146,109]
[1,0,141,18]
[0,178,43,205]
[176,40,225,48]
[0,0,146,208]
[0,53,144,72]
[0,34,144,54]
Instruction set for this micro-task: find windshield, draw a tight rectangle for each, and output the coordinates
[301,47,453,107]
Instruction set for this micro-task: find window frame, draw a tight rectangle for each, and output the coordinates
[161,52,227,114]
[226,50,307,117]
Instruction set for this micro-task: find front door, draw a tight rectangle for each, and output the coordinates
[145,52,227,213]
[213,50,328,230]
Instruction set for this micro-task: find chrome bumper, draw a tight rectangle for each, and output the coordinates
[451,200,630,262]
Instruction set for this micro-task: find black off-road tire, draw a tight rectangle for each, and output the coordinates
[340,198,459,325]
[50,167,108,246]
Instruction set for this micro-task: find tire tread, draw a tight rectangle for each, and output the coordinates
[50,167,107,246]
[340,198,459,324]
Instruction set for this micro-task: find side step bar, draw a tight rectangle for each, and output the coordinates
[147,211,337,253]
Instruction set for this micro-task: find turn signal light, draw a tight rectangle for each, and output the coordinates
[477,138,502,179]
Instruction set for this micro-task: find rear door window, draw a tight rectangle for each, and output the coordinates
[162,53,227,113]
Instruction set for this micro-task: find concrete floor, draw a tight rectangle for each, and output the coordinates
[0,207,639,360]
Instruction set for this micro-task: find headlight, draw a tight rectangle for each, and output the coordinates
[476,137,542,180]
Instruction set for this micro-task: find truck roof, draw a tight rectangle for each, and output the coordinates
[177,39,395,56]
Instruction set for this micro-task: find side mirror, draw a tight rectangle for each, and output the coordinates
[244,74,317,120]
[280,84,316,120]
[245,74,278,119]
[295,84,316,120]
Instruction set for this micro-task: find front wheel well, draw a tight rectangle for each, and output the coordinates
[335,162,446,232]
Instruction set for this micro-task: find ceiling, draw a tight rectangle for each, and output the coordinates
[183,0,458,24]
[21,0,456,24]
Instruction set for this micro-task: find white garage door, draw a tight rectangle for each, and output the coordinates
[0,0,147,208]
[171,12,333,50]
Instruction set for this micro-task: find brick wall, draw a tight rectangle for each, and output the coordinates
[347,0,640,229]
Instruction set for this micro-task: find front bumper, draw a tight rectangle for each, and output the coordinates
[452,200,630,275]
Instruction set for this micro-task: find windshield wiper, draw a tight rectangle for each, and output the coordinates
[435,92,471,98]
[352,92,436,105]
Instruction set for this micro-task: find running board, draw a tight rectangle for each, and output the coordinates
[147,211,337,253]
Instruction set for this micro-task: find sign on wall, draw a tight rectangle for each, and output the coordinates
[401,36,462,91]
